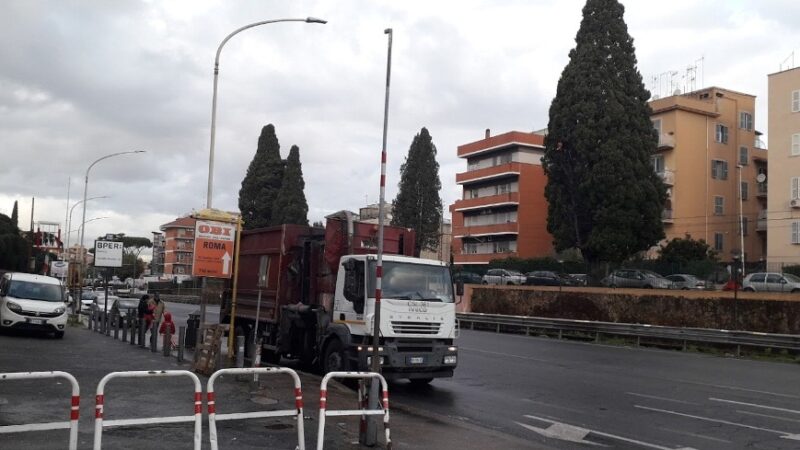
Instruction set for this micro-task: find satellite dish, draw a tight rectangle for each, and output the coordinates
[756,173,767,184]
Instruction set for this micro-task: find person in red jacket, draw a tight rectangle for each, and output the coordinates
[159,311,176,336]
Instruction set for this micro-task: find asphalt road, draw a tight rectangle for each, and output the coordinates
[390,329,800,449]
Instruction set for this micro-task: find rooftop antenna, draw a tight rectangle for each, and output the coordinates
[780,51,795,71]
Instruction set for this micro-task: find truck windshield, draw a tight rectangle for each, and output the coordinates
[8,280,64,302]
[368,261,454,303]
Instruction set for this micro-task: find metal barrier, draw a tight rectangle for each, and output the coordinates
[317,372,390,450]
[93,370,203,450]
[207,367,305,450]
[0,371,80,450]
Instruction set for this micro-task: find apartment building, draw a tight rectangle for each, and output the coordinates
[449,130,554,266]
[159,216,196,275]
[649,87,767,262]
[767,67,800,266]
[150,232,165,276]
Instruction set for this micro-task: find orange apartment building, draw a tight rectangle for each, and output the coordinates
[450,130,554,266]
[767,67,800,266]
[649,87,767,263]
[159,216,196,275]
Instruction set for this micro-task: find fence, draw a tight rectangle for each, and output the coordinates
[317,372,390,450]
[0,371,80,450]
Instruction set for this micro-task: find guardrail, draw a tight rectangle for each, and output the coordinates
[457,313,800,355]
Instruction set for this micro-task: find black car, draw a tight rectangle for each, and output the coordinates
[525,271,578,286]
[453,272,483,284]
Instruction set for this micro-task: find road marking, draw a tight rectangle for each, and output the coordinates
[626,392,699,405]
[658,427,732,444]
[673,380,800,400]
[736,410,800,424]
[523,398,587,415]
[709,397,800,415]
[634,405,800,441]
[459,346,553,363]
[519,414,697,450]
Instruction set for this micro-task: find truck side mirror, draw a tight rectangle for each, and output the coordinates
[456,280,464,296]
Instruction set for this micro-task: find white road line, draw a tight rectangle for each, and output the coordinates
[658,427,732,444]
[626,392,699,405]
[459,346,553,363]
[520,414,697,450]
[634,405,800,441]
[709,397,800,415]
[736,410,800,424]
[673,380,800,400]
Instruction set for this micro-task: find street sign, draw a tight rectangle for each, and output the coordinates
[192,220,236,278]
[94,240,123,268]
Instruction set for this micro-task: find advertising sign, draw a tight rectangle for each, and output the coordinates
[94,240,124,268]
[192,220,236,278]
[50,261,69,278]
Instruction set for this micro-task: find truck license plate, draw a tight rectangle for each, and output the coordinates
[28,319,45,325]
[408,356,425,365]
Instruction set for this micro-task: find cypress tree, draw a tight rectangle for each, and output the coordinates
[541,0,666,263]
[273,145,309,225]
[11,201,18,227]
[391,127,443,255]
[238,124,285,230]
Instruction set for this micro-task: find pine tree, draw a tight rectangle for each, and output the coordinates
[273,145,309,225]
[541,0,666,263]
[391,127,443,255]
[10,201,18,227]
[238,124,286,230]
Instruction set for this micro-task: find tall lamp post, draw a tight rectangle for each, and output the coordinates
[737,165,746,279]
[79,151,145,287]
[205,17,327,209]
[66,196,109,256]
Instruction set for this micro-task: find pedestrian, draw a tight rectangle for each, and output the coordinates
[159,311,176,336]
[144,296,156,330]
[152,292,166,326]
[137,295,150,328]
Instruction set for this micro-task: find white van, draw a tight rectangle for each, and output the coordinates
[0,272,69,338]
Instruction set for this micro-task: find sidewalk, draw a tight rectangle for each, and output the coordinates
[0,321,537,449]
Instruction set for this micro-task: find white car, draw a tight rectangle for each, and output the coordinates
[0,272,69,338]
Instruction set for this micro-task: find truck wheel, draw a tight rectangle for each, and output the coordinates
[409,378,433,386]
[322,339,346,373]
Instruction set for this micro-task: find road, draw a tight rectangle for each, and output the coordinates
[390,329,800,449]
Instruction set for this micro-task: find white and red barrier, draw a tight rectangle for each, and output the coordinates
[0,371,80,450]
[93,370,203,450]
[207,367,306,450]
[317,371,391,450]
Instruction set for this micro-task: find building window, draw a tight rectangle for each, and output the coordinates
[711,160,728,180]
[715,124,729,144]
[652,155,665,173]
[793,134,800,156]
[497,183,509,194]
[493,241,510,253]
[793,90,800,113]
[652,118,662,136]
[714,232,724,252]
[792,177,800,200]
[793,222,800,244]
[469,188,479,199]
[741,217,748,236]
[741,182,748,200]
[739,112,753,131]
[714,196,724,215]
[739,146,748,165]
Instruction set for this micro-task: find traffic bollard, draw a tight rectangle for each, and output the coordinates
[89,310,94,331]
[177,326,185,363]
[163,328,171,357]
[139,321,146,349]
[105,313,111,336]
[130,318,136,345]
[236,335,245,368]
[122,315,128,342]
[113,315,119,340]
[150,322,158,353]
[99,312,104,334]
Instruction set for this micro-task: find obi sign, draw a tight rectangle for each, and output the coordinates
[192,220,236,278]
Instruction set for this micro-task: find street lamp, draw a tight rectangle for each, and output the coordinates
[66,196,109,256]
[737,165,745,278]
[205,17,327,208]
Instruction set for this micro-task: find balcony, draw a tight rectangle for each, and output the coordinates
[662,209,674,224]
[657,169,674,186]
[756,183,767,198]
[656,133,675,151]
[757,210,767,232]
[453,222,518,238]
[453,251,516,265]
[453,192,520,212]
[456,162,521,185]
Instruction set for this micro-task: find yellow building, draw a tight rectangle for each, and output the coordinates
[649,87,767,263]
[767,67,800,266]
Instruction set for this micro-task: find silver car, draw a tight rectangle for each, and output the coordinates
[601,269,674,289]
[665,274,706,290]
[742,272,800,293]
[481,269,526,285]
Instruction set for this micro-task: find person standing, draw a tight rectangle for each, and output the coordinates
[152,293,166,327]
[137,295,150,328]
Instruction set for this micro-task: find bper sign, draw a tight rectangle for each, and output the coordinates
[192,220,236,278]
[94,240,123,268]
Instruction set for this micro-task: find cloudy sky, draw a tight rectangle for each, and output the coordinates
[1,0,798,259]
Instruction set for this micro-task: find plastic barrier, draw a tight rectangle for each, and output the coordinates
[93,370,202,450]
[207,367,305,450]
[0,371,80,450]
[317,372,391,450]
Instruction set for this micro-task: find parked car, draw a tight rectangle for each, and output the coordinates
[601,269,674,289]
[110,297,141,326]
[665,274,706,290]
[80,290,98,313]
[525,271,580,286]
[569,274,588,286]
[453,271,483,284]
[0,272,69,338]
[742,272,800,292]
[92,293,121,314]
[481,269,526,285]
